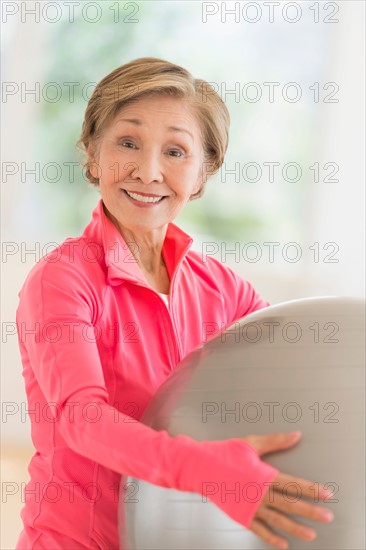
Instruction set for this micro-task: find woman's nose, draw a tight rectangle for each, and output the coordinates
[131,151,163,184]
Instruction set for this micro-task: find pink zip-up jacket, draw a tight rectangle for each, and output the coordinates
[15,198,279,549]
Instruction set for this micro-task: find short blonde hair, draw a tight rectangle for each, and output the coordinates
[76,57,230,200]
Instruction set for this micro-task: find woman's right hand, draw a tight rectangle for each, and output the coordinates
[243,431,335,550]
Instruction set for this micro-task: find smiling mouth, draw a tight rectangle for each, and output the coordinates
[122,189,167,203]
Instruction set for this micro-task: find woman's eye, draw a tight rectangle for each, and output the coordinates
[168,149,184,157]
[120,141,136,149]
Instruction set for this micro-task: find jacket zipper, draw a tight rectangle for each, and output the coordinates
[156,291,183,361]
[127,281,181,365]
[116,243,192,366]
[163,254,187,363]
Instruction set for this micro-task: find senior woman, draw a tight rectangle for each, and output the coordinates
[15,58,334,550]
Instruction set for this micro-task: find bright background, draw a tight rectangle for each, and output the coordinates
[1,1,365,547]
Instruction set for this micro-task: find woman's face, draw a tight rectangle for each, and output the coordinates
[88,94,205,234]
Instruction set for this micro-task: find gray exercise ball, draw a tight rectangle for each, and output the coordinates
[118,297,365,550]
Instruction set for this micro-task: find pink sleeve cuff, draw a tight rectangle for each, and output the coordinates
[166,435,279,529]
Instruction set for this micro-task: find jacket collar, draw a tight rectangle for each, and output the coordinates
[84,198,194,287]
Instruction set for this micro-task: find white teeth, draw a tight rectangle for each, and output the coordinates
[125,190,163,203]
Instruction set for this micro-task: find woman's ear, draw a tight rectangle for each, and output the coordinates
[189,178,203,201]
[190,158,215,200]
[87,142,99,180]
[193,178,202,195]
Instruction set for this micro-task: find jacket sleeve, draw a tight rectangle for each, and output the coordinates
[16,260,278,529]
[206,257,271,324]
[229,265,271,321]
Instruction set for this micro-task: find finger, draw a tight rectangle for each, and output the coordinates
[256,506,317,542]
[244,432,302,456]
[272,472,334,500]
[250,518,289,550]
[263,488,334,524]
